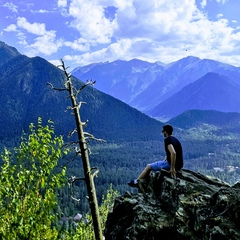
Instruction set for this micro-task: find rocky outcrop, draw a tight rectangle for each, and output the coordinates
[104,169,240,240]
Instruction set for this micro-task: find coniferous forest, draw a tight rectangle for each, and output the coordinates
[1,41,240,239]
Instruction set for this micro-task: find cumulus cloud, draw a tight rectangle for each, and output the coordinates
[66,0,117,44]
[64,38,133,65]
[3,0,239,68]
[60,0,240,67]
[16,17,47,35]
[5,17,63,56]
[4,24,17,32]
[25,33,63,56]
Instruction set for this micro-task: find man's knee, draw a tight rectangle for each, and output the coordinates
[146,164,151,170]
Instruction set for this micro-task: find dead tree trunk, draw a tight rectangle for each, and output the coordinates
[48,60,103,240]
[67,75,103,240]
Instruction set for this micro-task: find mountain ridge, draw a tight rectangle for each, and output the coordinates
[0,41,164,144]
[168,109,240,133]
[150,72,240,119]
[72,58,165,103]
[72,56,240,118]
[0,41,21,67]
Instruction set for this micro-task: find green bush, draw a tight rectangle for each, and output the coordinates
[0,118,67,240]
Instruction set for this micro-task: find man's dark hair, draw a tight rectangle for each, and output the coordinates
[163,124,173,135]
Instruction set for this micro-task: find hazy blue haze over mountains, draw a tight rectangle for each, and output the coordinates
[151,72,240,119]
[2,39,240,143]
[72,59,165,104]
[72,56,240,120]
[0,41,163,143]
[1,39,240,143]
[168,110,240,134]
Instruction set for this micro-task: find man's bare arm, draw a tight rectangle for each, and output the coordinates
[168,144,176,177]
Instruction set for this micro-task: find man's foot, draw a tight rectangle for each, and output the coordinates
[127,179,138,188]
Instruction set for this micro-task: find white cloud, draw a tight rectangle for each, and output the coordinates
[25,33,63,56]
[64,38,90,52]
[67,0,117,44]
[4,24,17,32]
[3,2,18,13]
[112,0,134,10]
[5,17,63,56]
[58,0,68,8]
[200,0,207,8]
[216,0,228,4]
[2,0,239,68]
[16,17,47,35]
[64,38,134,65]
[114,0,239,61]
[30,9,52,13]
[62,0,240,68]
[217,13,224,18]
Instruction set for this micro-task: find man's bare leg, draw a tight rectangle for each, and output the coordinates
[128,164,152,187]
[137,164,151,180]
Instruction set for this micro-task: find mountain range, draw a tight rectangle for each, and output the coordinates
[1,40,240,143]
[72,56,240,120]
[151,72,240,119]
[0,41,163,145]
[1,40,240,211]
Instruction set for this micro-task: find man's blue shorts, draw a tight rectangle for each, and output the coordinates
[149,160,170,171]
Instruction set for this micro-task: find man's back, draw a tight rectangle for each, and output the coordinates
[164,136,183,170]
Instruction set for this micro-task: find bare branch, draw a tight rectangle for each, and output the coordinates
[84,132,106,143]
[91,167,99,178]
[81,80,96,90]
[75,146,81,155]
[68,176,86,202]
[75,80,96,96]
[61,145,82,168]
[88,148,92,155]
[78,101,87,110]
[47,82,68,92]
[61,155,77,168]
[63,141,78,149]
[82,120,89,127]
[71,196,81,202]
[68,129,78,138]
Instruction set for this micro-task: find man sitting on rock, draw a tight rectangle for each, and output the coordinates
[128,124,183,188]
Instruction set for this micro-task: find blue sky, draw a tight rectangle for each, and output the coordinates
[0,0,240,70]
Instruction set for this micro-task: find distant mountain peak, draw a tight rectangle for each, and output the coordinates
[150,72,240,119]
[71,62,105,75]
[0,41,21,67]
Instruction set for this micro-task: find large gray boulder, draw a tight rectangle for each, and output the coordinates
[104,169,240,240]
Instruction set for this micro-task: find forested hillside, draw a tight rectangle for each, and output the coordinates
[0,41,165,215]
[1,41,240,217]
[62,108,240,215]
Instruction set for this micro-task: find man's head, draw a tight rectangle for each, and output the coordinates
[162,124,173,136]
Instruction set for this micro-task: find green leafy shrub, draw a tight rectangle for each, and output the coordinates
[0,118,67,240]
